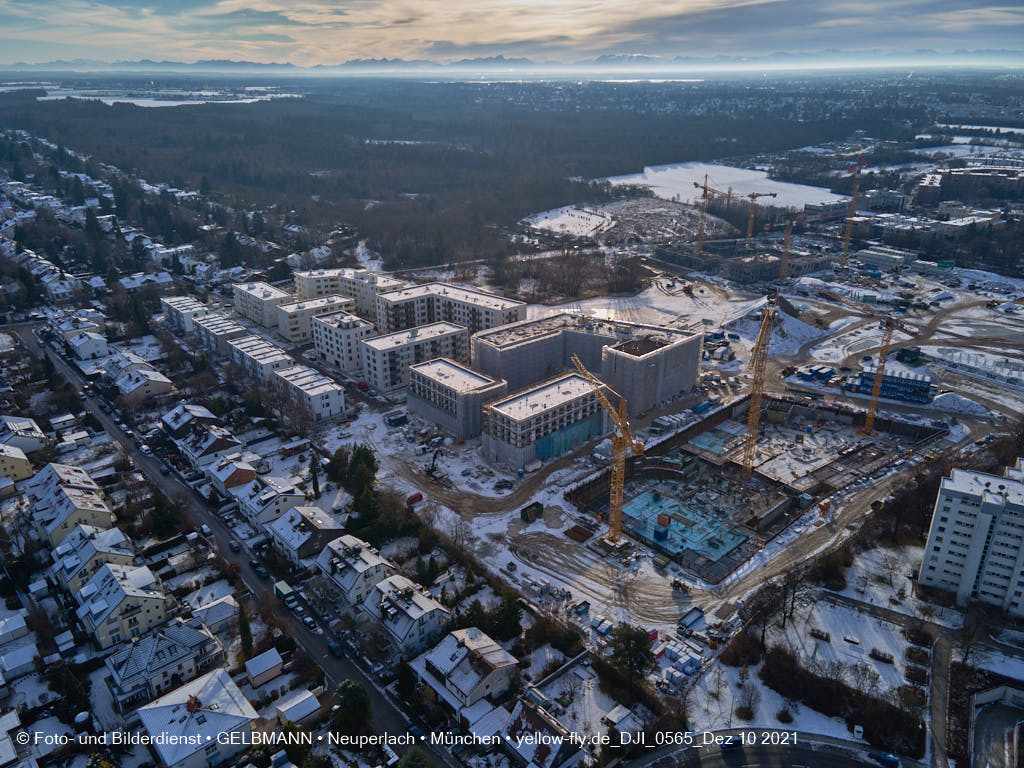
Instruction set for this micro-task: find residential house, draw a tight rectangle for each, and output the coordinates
[76,564,172,649]
[68,331,108,360]
[266,507,345,566]
[361,574,450,654]
[232,476,305,528]
[161,403,219,440]
[180,424,243,468]
[105,617,225,711]
[207,458,256,495]
[0,415,46,454]
[116,368,174,407]
[189,595,239,634]
[52,524,134,593]
[137,669,257,768]
[411,627,518,712]
[36,485,115,546]
[0,446,31,485]
[315,534,394,608]
[502,700,583,768]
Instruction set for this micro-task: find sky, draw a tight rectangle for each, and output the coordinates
[2,0,1024,66]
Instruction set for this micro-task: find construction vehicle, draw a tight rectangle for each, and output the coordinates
[570,353,644,545]
[693,175,735,256]
[745,192,778,246]
[840,153,864,268]
[742,294,777,481]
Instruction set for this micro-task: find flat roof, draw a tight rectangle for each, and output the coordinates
[378,282,524,311]
[475,312,695,350]
[233,281,291,301]
[275,365,343,396]
[193,313,246,335]
[294,268,406,288]
[363,322,467,351]
[488,373,596,420]
[278,295,354,313]
[314,310,373,329]
[228,335,292,363]
[410,358,500,392]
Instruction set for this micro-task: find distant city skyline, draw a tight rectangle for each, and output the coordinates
[4,0,1024,68]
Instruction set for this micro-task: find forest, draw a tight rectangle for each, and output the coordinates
[0,75,930,267]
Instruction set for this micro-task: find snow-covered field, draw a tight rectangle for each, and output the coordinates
[523,205,614,237]
[605,161,848,209]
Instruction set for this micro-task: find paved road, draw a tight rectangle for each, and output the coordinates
[11,326,458,768]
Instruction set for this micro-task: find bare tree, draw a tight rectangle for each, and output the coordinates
[959,605,986,667]
[848,662,882,697]
[880,552,903,587]
[737,681,761,719]
[778,567,815,628]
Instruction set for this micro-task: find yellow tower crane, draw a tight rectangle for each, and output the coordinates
[863,316,919,434]
[693,175,735,256]
[778,219,794,281]
[745,192,777,246]
[570,354,644,545]
[742,294,777,481]
[840,153,864,268]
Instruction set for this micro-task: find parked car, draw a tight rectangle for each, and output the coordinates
[867,753,900,768]
[199,524,213,537]
[302,616,317,631]
[253,565,270,578]
[327,641,344,657]
[229,541,241,552]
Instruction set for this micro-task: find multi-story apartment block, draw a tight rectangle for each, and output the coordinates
[226,335,294,382]
[312,310,375,372]
[272,365,345,422]
[919,459,1024,616]
[0,445,32,484]
[231,476,307,528]
[375,282,526,335]
[482,373,609,469]
[471,313,702,414]
[407,358,507,438]
[232,282,292,327]
[275,295,355,343]
[76,564,171,649]
[292,268,406,317]
[361,322,469,393]
[192,312,248,356]
[160,295,211,334]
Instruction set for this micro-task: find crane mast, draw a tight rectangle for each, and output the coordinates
[778,219,793,280]
[570,354,644,545]
[745,192,777,246]
[742,296,777,481]
[840,154,864,268]
[693,175,734,256]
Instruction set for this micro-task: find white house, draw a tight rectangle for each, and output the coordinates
[67,331,108,360]
[316,534,394,608]
[232,476,306,528]
[361,574,450,654]
[266,507,345,566]
[138,669,257,768]
[411,627,518,712]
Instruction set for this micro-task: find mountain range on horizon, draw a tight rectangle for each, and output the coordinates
[3,49,1023,73]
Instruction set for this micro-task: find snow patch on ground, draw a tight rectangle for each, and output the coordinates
[523,205,615,237]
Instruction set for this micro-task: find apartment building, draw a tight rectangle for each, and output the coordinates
[482,373,609,469]
[160,295,211,334]
[407,358,507,439]
[192,312,248,356]
[227,335,294,382]
[267,506,345,565]
[375,282,526,335]
[76,564,171,649]
[312,310,375,372]
[361,322,469,393]
[292,268,406,317]
[0,445,32,484]
[232,282,292,327]
[919,459,1024,616]
[275,295,355,343]
[272,364,346,422]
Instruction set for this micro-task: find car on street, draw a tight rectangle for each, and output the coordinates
[302,616,319,632]
[867,753,901,768]
[140,445,152,455]
[327,641,344,657]
[159,464,171,475]
[229,541,241,552]
[253,565,270,578]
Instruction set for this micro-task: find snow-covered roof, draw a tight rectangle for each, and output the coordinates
[363,322,465,351]
[408,358,501,393]
[276,689,320,723]
[267,507,344,553]
[106,618,217,687]
[138,669,257,767]
[316,534,393,595]
[421,628,516,701]
[76,563,167,626]
[488,373,596,421]
[502,699,576,768]
[363,575,449,645]
[378,281,523,311]
[162,403,217,431]
[190,595,239,626]
[245,648,283,680]
[0,644,37,673]
[116,367,172,394]
[0,613,26,638]
[52,524,132,582]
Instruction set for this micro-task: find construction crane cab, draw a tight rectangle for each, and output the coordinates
[570,354,643,547]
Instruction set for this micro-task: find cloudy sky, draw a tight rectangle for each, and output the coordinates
[3,0,1023,65]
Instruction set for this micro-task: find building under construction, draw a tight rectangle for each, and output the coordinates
[471,313,702,414]
[655,238,833,283]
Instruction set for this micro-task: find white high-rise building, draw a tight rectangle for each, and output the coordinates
[292,268,406,318]
[275,295,355,343]
[919,458,1024,616]
[312,310,375,372]
[374,282,526,335]
[360,323,469,393]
